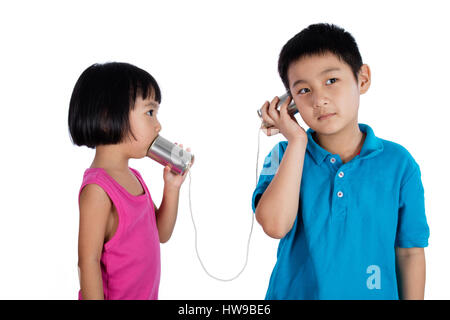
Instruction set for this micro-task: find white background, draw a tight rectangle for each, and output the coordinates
[0,0,449,299]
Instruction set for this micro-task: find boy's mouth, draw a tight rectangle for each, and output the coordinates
[318,113,336,121]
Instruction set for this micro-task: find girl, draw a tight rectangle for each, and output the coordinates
[68,62,192,300]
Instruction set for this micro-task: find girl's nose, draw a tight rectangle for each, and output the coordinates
[155,122,162,133]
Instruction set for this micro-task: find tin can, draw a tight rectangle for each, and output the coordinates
[147,135,194,175]
[257,93,298,128]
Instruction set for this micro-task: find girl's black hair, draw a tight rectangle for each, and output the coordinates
[278,23,363,91]
[68,62,161,149]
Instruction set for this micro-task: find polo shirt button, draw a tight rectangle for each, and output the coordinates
[337,191,344,198]
[330,157,336,164]
[338,171,344,178]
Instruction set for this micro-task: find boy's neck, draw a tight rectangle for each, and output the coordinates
[313,121,365,164]
[90,144,130,173]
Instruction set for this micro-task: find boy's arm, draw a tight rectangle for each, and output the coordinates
[256,96,307,239]
[78,184,111,300]
[255,139,306,239]
[395,247,426,300]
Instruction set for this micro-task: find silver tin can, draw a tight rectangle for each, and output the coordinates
[257,93,298,128]
[147,135,194,175]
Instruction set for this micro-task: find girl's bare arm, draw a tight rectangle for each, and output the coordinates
[78,184,111,300]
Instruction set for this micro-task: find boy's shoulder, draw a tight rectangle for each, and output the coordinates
[378,137,419,167]
[376,137,422,186]
[264,133,421,169]
[259,140,289,176]
[271,140,289,154]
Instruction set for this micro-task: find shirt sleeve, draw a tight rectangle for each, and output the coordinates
[252,141,287,213]
[395,163,430,248]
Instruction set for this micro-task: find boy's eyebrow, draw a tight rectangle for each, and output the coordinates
[292,67,341,87]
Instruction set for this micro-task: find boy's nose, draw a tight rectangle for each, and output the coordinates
[312,92,329,108]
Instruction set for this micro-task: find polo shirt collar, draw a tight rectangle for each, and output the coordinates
[306,123,384,165]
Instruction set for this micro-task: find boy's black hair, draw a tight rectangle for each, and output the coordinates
[68,62,161,149]
[278,23,363,91]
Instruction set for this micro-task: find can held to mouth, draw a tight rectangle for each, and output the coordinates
[147,135,194,175]
[257,93,298,128]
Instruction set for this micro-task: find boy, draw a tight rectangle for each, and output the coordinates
[253,23,429,300]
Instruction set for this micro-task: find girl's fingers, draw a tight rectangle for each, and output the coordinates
[175,142,185,149]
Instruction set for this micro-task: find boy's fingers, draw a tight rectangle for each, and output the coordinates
[279,95,292,116]
[261,126,280,136]
[267,96,280,122]
[260,120,276,129]
[261,125,271,136]
[260,101,275,128]
[261,127,268,136]
[268,128,280,136]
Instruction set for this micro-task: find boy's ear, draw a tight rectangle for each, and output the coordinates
[358,64,371,94]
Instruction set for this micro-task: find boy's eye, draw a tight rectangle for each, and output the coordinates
[298,88,310,95]
[146,110,154,117]
[297,78,337,95]
[326,78,337,85]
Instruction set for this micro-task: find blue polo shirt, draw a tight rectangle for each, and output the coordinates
[252,123,429,300]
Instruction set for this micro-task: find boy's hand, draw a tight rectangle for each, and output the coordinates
[260,96,307,143]
[162,143,194,190]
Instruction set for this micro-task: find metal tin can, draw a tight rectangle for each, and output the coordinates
[257,93,298,128]
[147,135,194,175]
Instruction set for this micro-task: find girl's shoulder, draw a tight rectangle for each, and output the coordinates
[79,167,133,201]
[83,167,108,178]
[79,168,114,198]
[80,166,149,200]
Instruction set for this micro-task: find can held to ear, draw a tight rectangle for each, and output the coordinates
[147,135,194,175]
[257,93,298,128]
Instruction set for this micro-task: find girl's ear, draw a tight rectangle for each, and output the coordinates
[358,64,371,95]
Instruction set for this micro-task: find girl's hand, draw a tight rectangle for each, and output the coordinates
[260,96,307,144]
[162,143,194,190]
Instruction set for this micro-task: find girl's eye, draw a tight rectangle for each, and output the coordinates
[146,110,154,117]
[326,78,337,85]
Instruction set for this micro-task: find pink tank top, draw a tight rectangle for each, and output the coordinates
[78,167,160,300]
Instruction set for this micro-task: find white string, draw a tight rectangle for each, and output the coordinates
[187,127,261,281]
